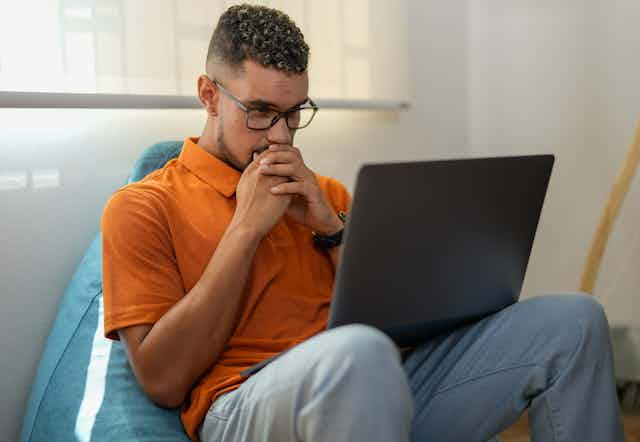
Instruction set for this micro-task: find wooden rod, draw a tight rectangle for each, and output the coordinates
[580,121,640,293]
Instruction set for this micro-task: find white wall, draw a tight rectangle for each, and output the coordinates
[468,0,593,299]
[0,1,470,439]
[467,0,640,326]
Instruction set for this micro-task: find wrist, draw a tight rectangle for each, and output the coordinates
[314,214,344,236]
[312,211,347,250]
[226,219,264,244]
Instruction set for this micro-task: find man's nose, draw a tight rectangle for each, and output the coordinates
[266,116,293,145]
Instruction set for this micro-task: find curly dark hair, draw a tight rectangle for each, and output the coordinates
[206,4,309,73]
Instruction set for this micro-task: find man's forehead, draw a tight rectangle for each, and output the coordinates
[236,61,309,109]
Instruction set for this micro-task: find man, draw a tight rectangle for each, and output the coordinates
[101,4,624,442]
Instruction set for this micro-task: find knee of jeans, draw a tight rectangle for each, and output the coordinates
[546,294,611,350]
[314,325,411,408]
[322,324,401,371]
[299,326,414,427]
[571,294,610,340]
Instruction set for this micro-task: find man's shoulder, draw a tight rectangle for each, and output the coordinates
[101,167,179,228]
[101,179,178,244]
[106,181,166,213]
[106,160,184,211]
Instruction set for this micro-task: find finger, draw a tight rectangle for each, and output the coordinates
[254,149,272,162]
[249,151,264,166]
[267,144,293,152]
[270,181,309,197]
[260,150,298,165]
[247,149,270,170]
[268,144,302,158]
[259,162,298,177]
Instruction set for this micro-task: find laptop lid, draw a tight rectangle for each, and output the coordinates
[327,154,554,345]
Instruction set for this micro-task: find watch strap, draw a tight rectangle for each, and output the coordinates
[312,211,347,250]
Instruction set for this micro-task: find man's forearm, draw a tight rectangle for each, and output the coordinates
[128,222,263,407]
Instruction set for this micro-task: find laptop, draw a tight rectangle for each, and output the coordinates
[327,154,555,347]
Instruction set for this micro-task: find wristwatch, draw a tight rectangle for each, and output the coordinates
[312,211,347,250]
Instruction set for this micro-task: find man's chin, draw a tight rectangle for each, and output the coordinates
[222,157,244,172]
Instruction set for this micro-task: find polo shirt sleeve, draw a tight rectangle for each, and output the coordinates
[101,187,185,340]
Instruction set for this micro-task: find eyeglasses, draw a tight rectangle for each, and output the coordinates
[211,78,318,130]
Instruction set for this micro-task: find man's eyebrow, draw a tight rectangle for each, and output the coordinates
[246,99,276,109]
[246,97,311,111]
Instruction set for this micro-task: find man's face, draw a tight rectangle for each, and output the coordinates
[214,60,309,171]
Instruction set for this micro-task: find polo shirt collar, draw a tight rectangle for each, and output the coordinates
[178,137,240,198]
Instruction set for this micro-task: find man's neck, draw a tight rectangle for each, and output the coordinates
[198,120,244,173]
[198,119,219,157]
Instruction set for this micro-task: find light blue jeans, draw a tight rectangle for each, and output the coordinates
[199,294,624,442]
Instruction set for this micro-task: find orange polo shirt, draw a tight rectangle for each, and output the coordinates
[101,137,351,440]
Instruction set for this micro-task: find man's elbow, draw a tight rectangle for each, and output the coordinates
[140,377,186,409]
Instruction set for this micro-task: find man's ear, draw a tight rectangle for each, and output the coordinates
[197,75,219,116]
